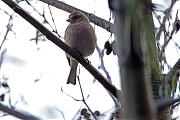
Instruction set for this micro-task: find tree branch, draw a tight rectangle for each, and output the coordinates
[0,103,42,120]
[159,58,180,98]
[163,58,180,83]
[1,0,121,101]
[38,0,116,34]
[112,0,156,118]
[156,97,180,114]
[155,0,178,40]
[77,76,97,120]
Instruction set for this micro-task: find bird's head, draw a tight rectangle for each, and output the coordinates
[66,11,89,24]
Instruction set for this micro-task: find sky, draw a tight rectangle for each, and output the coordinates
[0,0,180,119]
[0,0,120,119]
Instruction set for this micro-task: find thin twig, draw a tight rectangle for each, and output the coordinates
[0,13,14,50]
[25,0,63,39]
[61,87,82,101]
[38,0,116,34]
[61,86,97,119]
[2,0,121,100]
[77,76,97,120]
[0,49,7,72]
[160,10,179,53]
[47,5,62,39]
[155,0,178,40]
[96,44,121,108]
[55,107,65,120]
[96,44,112,82]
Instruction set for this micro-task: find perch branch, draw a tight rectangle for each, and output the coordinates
[38,0,116,34]
[2,0,121,101]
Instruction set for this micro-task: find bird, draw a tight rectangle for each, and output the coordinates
[64,11,96,85]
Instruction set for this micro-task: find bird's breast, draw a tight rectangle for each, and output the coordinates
[65,22,96,57]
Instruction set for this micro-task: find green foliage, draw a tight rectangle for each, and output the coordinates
[172,73,178,95]
[165,83,171,97]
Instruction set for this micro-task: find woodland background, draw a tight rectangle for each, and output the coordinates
[0,0,180,119]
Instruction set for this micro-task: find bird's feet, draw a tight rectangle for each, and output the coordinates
[72,48,91,64]
[86,58,91,64]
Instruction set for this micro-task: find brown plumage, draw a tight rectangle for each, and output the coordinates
[65,11,96,85]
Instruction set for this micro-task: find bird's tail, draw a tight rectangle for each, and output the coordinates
[66,60,78,85]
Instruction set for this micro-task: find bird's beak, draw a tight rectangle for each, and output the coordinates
[66,18,73,23]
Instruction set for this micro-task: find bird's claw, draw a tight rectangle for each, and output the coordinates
[86,58,91,64]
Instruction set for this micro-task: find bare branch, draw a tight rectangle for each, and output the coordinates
[159,58,180,98]
[155,0,178,40]
[61,87,82,101]
[163,58,180,84]
[2,0,121,101]
[38,0,116,34]
[160,10,179,60]
[0,49,7,71]
[96,44,121,112]
[0,13,14,50]
[47,5,60,37]
[24,0,63,41]
[77,76,97,120]
[55,107,65,120]
[96,45,112,82]
[156,97,180,114]
[0,103,42,120]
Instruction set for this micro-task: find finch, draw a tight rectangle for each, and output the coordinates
[65,11,96,85]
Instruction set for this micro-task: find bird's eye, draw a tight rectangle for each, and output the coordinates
[72,16,79,20]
